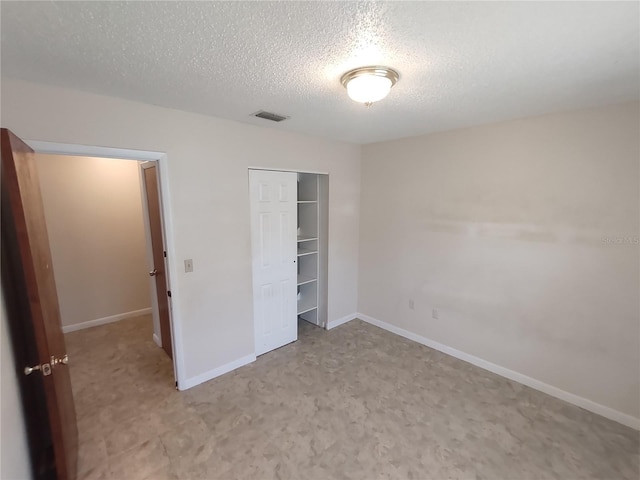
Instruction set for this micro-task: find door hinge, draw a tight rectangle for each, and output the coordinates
[167,290,172,297]
[164,251,167,258]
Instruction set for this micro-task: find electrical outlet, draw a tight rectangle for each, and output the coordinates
[432,308,439,320]
[184,259,194,273]
[409,299,415,310]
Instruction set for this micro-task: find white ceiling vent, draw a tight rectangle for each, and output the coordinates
[252,110,290,122]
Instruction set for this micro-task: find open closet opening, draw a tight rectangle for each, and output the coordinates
[296,172,329,328]
[249,169,329,357]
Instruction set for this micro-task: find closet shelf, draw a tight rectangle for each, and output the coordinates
[297,299,318,316]
[297,200,317,204]
[297,275,317,286]
[297,235,318,242]
[297,246,318,256]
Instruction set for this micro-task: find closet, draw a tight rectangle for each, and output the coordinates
[296,173,328,328]
[249,169,328,356]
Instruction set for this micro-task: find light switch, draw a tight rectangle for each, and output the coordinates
[184,259,194,273]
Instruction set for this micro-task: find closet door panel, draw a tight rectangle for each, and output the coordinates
[250,170,297,356]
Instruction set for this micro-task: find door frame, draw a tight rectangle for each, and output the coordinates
[248,167,329,175]
[25,140,185,388]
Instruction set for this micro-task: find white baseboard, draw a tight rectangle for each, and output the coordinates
[356,313,640,430]
[327,313,357,330]
[62,308,153,333]
[180,314,357,390]
[153,333,161,347]
[180,353,256,390]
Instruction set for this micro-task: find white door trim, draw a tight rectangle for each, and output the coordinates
[25,139,185,389]
[247,166,329,175]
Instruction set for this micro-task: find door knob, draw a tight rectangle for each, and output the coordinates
[149,269,158,277]
[51,354,69,367]
[24,364,40,375]
[25,354,67,376]
[24,362,51,376]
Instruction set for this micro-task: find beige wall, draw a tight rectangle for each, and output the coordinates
[0,294,32,480]
[35,154,151,328]
[359,102,640,420]
[5,77,636,433]
[1,79,362,386]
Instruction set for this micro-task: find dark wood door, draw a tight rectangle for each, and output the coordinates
[141,163,173,359]
[1,128,78,480]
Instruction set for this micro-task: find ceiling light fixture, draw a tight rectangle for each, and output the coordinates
[340,66,399,106]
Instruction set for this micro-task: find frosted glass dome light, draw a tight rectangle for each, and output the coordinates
[341,66,399,106]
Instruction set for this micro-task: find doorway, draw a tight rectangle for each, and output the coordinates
[2,131,181,479]
[34,152,177,476]
[249,169,329,357]
[27,139,183,383]
[34,153,174,368]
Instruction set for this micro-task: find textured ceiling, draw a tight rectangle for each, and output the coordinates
[2,1,639,144]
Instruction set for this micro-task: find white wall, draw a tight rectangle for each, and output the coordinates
[359,102,640,422]
[0,294,32,480]
[35,154,150,329]
[1,78,361,386]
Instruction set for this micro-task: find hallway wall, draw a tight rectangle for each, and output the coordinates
[36,154,151,330]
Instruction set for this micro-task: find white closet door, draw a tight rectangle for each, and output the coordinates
[249,170,298,356]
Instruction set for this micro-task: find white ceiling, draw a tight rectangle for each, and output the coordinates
[2,1,638,144]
